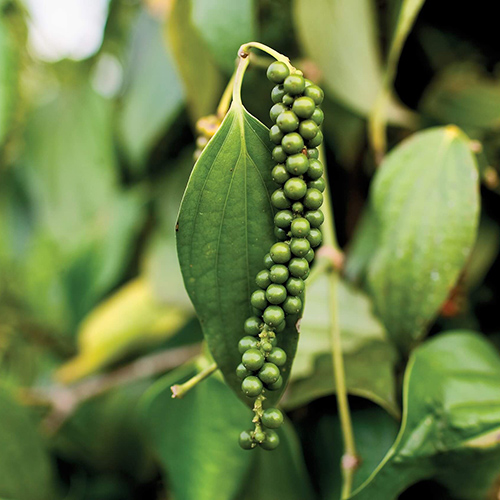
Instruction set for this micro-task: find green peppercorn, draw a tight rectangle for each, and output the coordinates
[281,133,304,154]
[263,305,285,327]
[289,237,311,257]
[299,119,319,140]
[311,107,324,125]
[282,93,295,106]
[270,264,289,284]
[276,110,299,133]
[265,284,287,304]
[271,84,286,103]
[275,321,286,333]
[238,336,259,354]
[307,228,323,248]
[304,188,323,209]
[267,61,290,83]
[256,269,271,289]
[262,408,284,429]
[254,430,266,443]
[264,253,274,269]
[307,148,319,159]
[283,295,302,314]
[268,347,287,366]
[305,248,315,263]
[305,209,324,227]
[292,202,304,214]
[307,159,323,180]
[258,362,281,384]
[304,84,324,104]
[244,316,261,335]
[307,130,323,148]
[270,242,291,264]
[251,289,268,310]
[308,177,326,192]
[292,96,316,118]
[269,125,284,144]
[288,258,310,278]
[236,363,252,380]
[274,226,288,241]
[239,429,256,450]
[286,277,305,296]
[284,74,306,95]
[266,375,283,391]
[241,375,263,397]
[270,103,288,123]
[242,349,265,371]
[272,164,290,184]
[261,341,273,352]
[274,210,293,229]
[271,189,291,209]
[272,145,287,163]
[290,217,310,237]
[284,178,307,200]
[285,154,309,175]
[260,429,280,450]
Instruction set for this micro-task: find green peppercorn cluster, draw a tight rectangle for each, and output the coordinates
[237,61,325,451]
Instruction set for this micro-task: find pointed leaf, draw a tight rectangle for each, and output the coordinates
[349,331,500,500]
[176,103,300,404]
[368,126,480,351]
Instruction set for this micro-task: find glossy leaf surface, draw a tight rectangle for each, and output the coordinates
[368,126,480,350]
[177,103,300,403]
[350,331,500,500]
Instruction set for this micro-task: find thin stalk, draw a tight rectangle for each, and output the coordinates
[321,148,358,498]
[171,362,218,399]
[232,52,250,106]
[217,72,236,119]
[239,42,295,73]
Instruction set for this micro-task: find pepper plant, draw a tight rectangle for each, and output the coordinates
[2,1,500,499]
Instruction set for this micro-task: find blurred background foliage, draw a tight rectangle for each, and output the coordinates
[2,0,500,499]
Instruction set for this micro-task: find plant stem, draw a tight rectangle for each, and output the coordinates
[171,362,218,399]
[320,148,358,498]
[217,72,236,119]
[239,42,295,72]
[232,51,250,106]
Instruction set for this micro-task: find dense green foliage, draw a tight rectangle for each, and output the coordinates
[2,0,500,498]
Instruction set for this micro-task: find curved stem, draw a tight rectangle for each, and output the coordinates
[217,72,236,119]
[171,362,218,399]
[239,42,295,73]
[232,52,250,107]
[320,147,358,498]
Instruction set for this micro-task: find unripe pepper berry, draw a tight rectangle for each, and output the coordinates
[267,61,290,83]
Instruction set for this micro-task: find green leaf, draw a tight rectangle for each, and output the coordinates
[176,102,300,404]
[369,0,425,154]
[0,388,57,500]
[118,8,184,172]
[312,408,399,500]
[0,11,17,149]
[56,278,192,383]
[238,420,316,500]
[293,0,413,124]
[284,276,399,417]
[167,0,224,122]
[191,0,256,74]
[367,126,480,351]
[349,331,500,500]
[142,364,253,500]
[420,63,500,134]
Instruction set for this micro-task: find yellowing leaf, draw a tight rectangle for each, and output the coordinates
[57,278,192,383]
